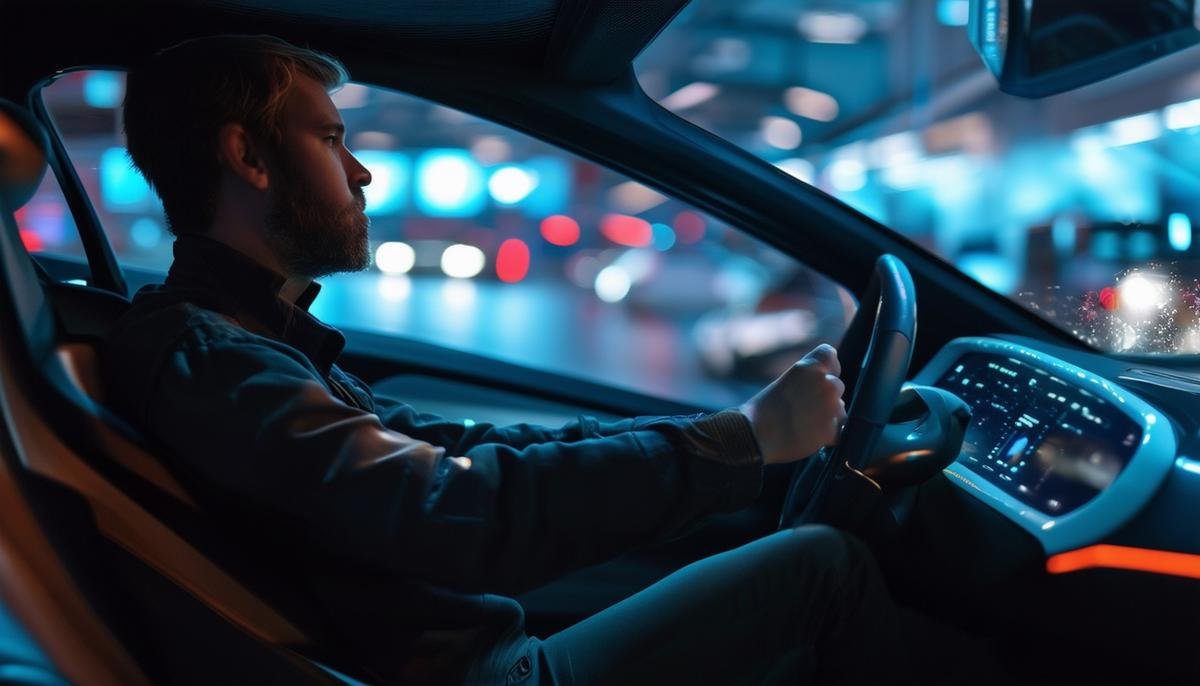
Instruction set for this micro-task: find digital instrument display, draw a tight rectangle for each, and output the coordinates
[935,353,1142,516]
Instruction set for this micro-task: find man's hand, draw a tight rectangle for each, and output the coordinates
[739,344,847,465]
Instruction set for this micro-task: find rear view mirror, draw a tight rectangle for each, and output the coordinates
[969,0,1200,98]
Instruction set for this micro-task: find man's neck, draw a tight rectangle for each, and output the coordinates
[198,228,312,305]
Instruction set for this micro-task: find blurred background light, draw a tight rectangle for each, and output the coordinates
[470,135,511,164]
[651,222,676,251]
[1128,231,1157,260]
[351,131,396,149]
[601,214,654,247]
[880,160,923,190]
[797,11,868,44]
[566,252,603,288]
[540,215,581,246]
[1165,98,1200,131]
[496,238,531,283]
[774,158,815,184]
[936,0,970,26]
[783,87,839,122]
[415,149,485,217]
[376,275,412,301]
[828,158,867,192]
[660,82,719,111]
[955,252,1018,294]
[488,165,539,205]
[870,132,922,168]
[1051,216,1076,255]
[1107,112,1162,147]
[83,71,122,108]
[1117,273,1170,319]
[441,243,486,278]
[18,229,42,252]
[761,116,803,150]
[1169,213,1193,251]
[130,217,163,249]
[331,83,370,109]
[100,147,153,210]
[609,181,668,214]
[521,156,570,217]
[673,211,706,243]
[375,241,416,275]
[614,249,659,284]
[356,150,409,216]
[594,265,632,303]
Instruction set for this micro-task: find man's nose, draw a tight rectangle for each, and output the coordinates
[346,151,372,188]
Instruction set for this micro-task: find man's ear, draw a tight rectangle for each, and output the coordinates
[216,123,270,192]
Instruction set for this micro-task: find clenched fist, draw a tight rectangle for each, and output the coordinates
[739,344,847,465]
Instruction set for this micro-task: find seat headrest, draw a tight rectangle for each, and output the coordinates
[0,98,51,212]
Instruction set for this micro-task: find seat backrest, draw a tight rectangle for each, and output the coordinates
[0,99,358,684]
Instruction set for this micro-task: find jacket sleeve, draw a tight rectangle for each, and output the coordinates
[367,384,757,458]
[148,328,763,595]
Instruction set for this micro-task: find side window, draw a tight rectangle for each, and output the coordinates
[41,70,855,405]
[42,71,171,272]
[13,158,84,261]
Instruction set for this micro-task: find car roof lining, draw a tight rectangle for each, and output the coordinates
[1,0,689,94]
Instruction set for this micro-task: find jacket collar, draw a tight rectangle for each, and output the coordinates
[163,234,345,373]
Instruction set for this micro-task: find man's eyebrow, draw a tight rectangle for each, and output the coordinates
[318,122,346,135]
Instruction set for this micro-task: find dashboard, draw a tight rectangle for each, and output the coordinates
[912,337,1178,554]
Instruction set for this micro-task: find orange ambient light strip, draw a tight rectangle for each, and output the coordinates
[1046,544,1200,580]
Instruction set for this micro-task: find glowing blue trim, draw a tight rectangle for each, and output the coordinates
[1176,457,1200,476]
[914,337,1177,555]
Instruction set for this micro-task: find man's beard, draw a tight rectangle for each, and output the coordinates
[264,165,370,279]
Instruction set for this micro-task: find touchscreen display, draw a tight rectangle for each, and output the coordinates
[935,353,1141,516]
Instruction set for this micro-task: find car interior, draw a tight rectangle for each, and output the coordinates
[2,1,1200,684]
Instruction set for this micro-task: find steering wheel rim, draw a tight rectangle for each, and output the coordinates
[779,254,917,529]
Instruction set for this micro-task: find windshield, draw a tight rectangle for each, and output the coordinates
[636,0,1200,355]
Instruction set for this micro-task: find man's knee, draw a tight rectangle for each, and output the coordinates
[779,524,881,595]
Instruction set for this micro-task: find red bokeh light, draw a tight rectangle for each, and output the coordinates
[1099,287,1118,311]
[540,215,580,246]
[496,238,531,283]
[673,211,706,244]
[18,229,43,253]
[600,214,652,247]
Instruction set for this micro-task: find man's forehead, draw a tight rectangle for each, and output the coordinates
[283,74,344,128]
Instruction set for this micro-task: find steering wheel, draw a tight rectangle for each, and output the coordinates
[778,254,917,530]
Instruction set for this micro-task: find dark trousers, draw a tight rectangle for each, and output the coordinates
[465,525,906,685]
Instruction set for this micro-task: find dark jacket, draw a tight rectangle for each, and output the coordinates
[101,234,764,681]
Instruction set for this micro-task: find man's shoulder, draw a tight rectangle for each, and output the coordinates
[107,288,238,355]
[101,287,302,421]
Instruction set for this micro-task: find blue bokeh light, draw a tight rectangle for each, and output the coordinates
[84,72,123,108]
[414,149,485,217]
[1169,213,1192,252]
[100,147,153,210]
[130,217,164,249]
[356,150,410,216]
[520,156,570,217]
[956,252,1018,294]
[651,223,676,251]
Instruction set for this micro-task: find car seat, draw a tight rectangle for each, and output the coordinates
[0,98,377,685]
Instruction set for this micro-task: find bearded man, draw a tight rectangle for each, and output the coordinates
[102,35,903,685]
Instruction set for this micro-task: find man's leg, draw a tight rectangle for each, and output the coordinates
[503,525,907,685]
